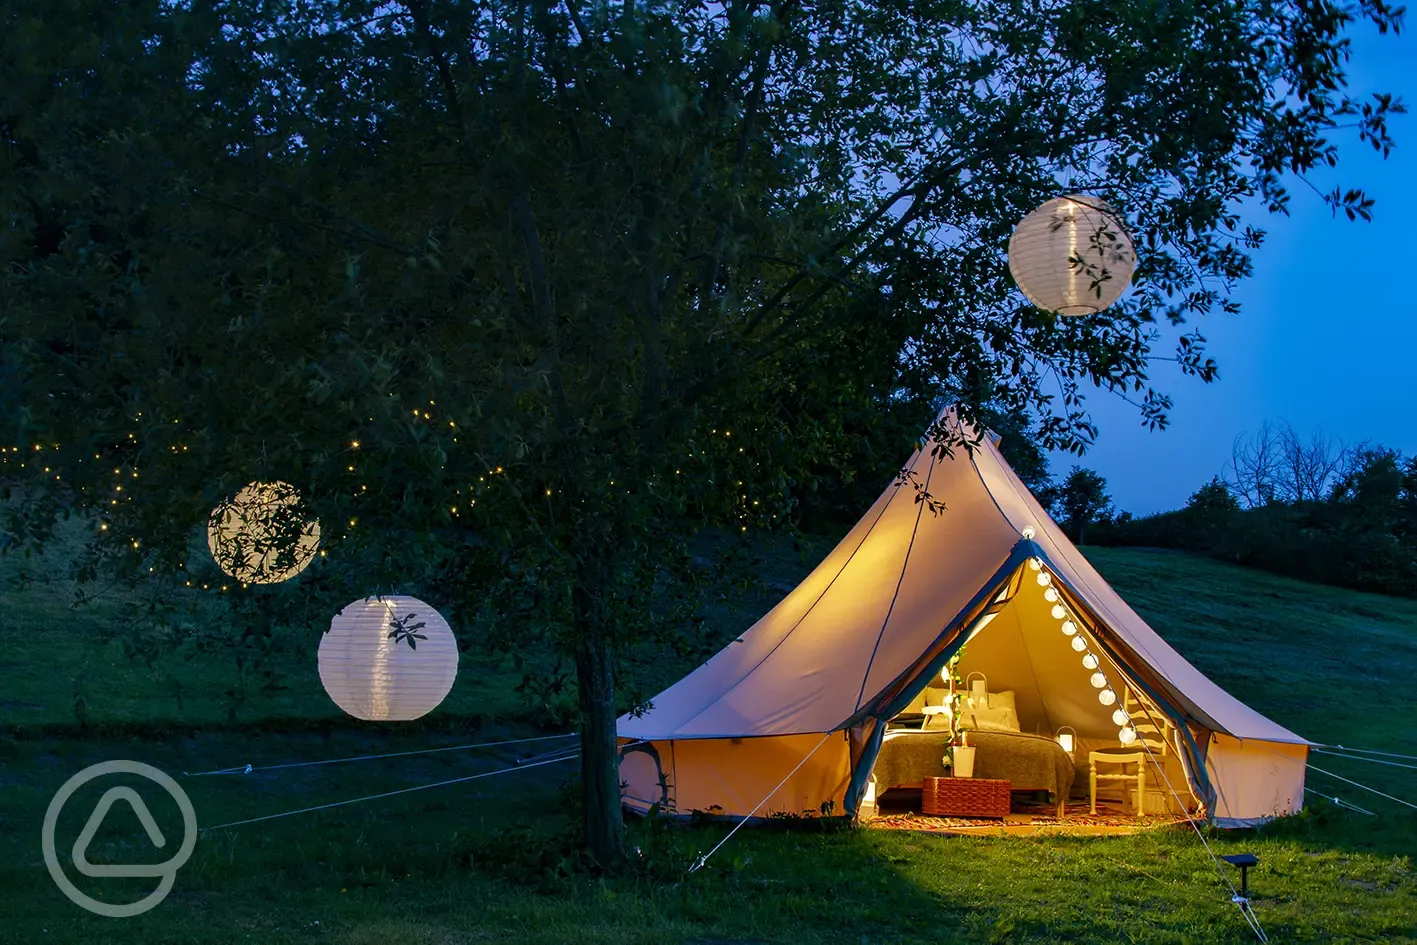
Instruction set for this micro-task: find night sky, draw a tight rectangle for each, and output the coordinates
[1048,24,1417,516]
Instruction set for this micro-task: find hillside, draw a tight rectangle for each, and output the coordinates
[2,536,1415,943]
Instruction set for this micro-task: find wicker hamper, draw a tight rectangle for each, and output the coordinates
[922,776,1011,818]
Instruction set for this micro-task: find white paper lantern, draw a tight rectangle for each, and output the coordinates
[319,596,459,721]
[1090,672,1109,690]
[1082,653,1099,670]
[1119,726,1137,745]
[1008,195,1136,315]
[208,481,320,584]
[1043,588,1059,603]
[1052,604,1069,620]
[1099,689,1117,706]
[1028,556,1043,571]
[1112,708,1131,726]
[1061,619,1078,636]
[1070,636,1087,653]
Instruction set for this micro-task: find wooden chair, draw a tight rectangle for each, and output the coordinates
[1089,694,1171,815]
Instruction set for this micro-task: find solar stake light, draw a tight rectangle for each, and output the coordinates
[1222,853,1260,904]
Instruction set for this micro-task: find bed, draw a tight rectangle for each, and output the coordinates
[872,729,1076,813]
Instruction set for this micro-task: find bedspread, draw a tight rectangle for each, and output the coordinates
[873,729,1075,800]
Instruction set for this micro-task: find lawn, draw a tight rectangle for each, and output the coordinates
[2,531,1416,943]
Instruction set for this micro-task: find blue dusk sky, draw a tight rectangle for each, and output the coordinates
[1049,24,1417,516]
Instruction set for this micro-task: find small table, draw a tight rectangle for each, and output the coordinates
[922,776,1012,818]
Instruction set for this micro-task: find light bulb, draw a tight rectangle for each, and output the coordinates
[1119,726,1137,745]
[1043,588,1059,602]
[1112,708,1130,726]
[1052,604,1068,620]
[1022,526,1037,539]
[1028,556,1042,571]
[1099,689,1117,706]
[1090,672,1107,689]
[1071,636,1087,653]
[1061,620,1077,636]
[1036,571,1051,586]
[1082,654,1099,670]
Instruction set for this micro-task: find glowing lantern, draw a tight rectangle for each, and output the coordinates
[1112,708,1131,726]
[207,481,320,584]
[318,596,459,721]
[1099,689,1117,707]
[1070,636,1088,653]
[1043,588,1059,603]
[1036,571,1052,586]
[1052,604,1069,620]
[1119,726,1138,745]
[1082,653,1099,670]
[1008,195,1136,315]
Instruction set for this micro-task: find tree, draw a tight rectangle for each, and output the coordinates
[1,0,1403,863]
[1226,422,1281,508]
[1053,467,1113,545]
[1276,422,1350,504]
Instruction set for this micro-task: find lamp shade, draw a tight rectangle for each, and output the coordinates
[318,596,459,721]
[208,481,320,584]
[1008,195,1136,315]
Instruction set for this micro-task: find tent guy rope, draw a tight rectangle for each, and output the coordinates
[1306,763,1417,812]
[684,732,835,877]
[1115,673,1269,942]
[1311,747,1417,771]
[199,753,578,832]
[183,732,577,777]
[1303,786,1375,816]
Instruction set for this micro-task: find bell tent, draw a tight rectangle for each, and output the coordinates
[617,409,1308,827]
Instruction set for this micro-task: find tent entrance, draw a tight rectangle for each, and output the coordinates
[852,551,1206,821]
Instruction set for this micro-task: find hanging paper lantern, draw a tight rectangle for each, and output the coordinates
[318,596,459,721]
[1113,708,1131,726]
[1099,689,1117,706]
[1090,672,1108,689]
[1036,571,1052,586]
[1119,726,1138,745]
[1027,556,1042,571]
[1008,195,1136,316]
[1082,653,1099,670]
[1043,588,1059,603]
[1061,620,1078,636]
[208,481,320,584]
[1070,636,1088,653]
[1052,604,1068,620]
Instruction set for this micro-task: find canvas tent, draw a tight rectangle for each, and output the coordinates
[617,409,1308,828]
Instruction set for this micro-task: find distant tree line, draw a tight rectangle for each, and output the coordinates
[1079,423,1417,598]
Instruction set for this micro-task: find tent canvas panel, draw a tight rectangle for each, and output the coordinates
[620,733,852,819]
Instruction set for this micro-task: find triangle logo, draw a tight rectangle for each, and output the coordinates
[71,786,170,878]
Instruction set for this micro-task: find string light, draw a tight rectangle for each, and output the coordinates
[1082,653,1099,670]
[1043,588,1059,602]
[1051,604,1067,619]
[1070,636,1087,653]
[1098,689,1117,707]
[1036,571,1051,586]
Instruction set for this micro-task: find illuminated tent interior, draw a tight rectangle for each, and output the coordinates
[618,408,1308,827]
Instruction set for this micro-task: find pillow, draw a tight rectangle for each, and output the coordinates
[902,687,930,716]
[922,686,950,707]
[967,705,1021,733]
[990,690,1017,713]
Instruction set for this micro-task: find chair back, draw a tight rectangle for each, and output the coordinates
[1125,690,1171,758]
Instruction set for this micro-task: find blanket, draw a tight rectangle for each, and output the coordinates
[874,729,1075,800]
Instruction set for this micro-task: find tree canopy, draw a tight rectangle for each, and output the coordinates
[1,0,1403,860]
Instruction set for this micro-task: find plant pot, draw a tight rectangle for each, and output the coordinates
[952,746,977,778]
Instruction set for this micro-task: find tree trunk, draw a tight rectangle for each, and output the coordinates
[572,579,627,869]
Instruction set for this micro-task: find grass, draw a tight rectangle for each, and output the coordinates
[2,529,1416,943]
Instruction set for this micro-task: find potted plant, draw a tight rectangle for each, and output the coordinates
[940,651,977,778]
